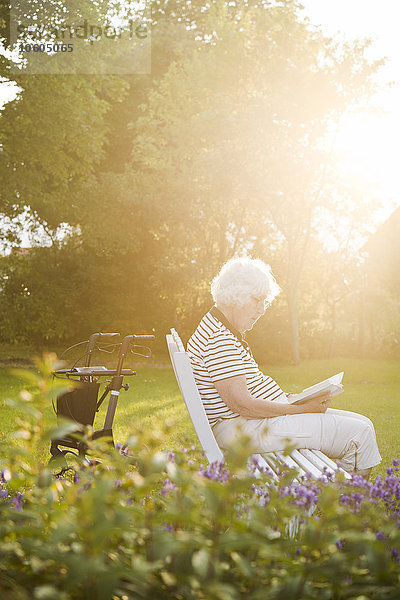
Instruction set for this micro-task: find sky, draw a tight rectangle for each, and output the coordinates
[301,0,400,219]
[1,0,400,223]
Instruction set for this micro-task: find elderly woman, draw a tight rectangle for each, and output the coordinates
[187,257,381,478]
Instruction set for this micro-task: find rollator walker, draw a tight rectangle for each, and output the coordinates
[50,331,154,461]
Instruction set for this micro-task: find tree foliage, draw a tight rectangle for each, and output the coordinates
[128,1,384,358]
[0,0,391,360]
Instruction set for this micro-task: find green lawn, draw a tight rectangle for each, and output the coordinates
[1,358,399,479]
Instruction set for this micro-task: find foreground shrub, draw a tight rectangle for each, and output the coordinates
[0,355,400,599]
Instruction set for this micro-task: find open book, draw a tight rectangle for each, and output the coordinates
[287,372,344,405]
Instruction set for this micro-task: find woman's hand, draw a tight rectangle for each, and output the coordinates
[300,392,332,413]
[214,376,334,419]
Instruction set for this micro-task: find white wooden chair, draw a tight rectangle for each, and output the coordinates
[166,328,350,481]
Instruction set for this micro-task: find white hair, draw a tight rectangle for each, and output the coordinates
[211,257,280,308]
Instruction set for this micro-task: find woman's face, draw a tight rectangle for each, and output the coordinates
[233,295,269,333]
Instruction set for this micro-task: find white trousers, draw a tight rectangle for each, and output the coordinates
[213,408,382,472]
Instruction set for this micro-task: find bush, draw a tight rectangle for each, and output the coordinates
[1,356,400,599]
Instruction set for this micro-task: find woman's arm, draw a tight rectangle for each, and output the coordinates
[214,375,331,419]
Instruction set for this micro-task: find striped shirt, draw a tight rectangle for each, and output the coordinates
[187,310,287,426]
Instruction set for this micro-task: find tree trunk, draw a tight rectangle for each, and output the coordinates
[327,301,336,359]
[286,236,306,365]
[358,291,365,357]
[287,285,300,365]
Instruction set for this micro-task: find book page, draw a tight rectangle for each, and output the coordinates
[288,372,344,405]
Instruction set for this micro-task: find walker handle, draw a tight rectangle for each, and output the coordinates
[86,333,120,366]
[96,333,120,342]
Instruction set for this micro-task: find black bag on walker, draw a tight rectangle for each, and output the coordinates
[56,382,100,431]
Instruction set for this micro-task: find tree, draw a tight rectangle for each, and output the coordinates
[129,0,384,360]
[0,0,197,346]
[0,0,385,358]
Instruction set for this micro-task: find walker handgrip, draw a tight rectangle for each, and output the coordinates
[115,335,155,373]
[97,333,120,342]
[86,333,121,366]
[88,332,120,351]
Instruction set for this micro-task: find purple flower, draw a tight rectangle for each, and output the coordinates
[350,474,370,488]
[251,455,259,468]
[0,469,10,483]
[251,483,271,506]
[340,495,350,506]
[81,483,92,491]
[279,486,291,498]
[115,442,130,456]
[160,478,176,496]
[376,531,386,540]
[12,493,24,511]
[292,484,319,509]
[351,492,364,505]
[336,540,344,551]
[199,461,230,483]
[392,548,400,563]
[248,456,275,480]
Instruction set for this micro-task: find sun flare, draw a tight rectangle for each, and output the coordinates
[331,109,400,203]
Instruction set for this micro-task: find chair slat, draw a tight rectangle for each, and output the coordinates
[298,449,335,476]
[272,452,305,480]
[289,449,326,479]
[250,454,280,481]
[301,449,351,479]
[255,454,281,481]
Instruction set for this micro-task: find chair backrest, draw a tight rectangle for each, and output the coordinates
[166,330,224,464]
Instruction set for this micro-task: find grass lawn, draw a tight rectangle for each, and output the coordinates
[1,357,399,479]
